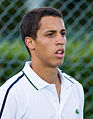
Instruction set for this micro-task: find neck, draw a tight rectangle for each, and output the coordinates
[31,61,59,84]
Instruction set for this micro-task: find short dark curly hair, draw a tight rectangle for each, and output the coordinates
[20,7,62,55]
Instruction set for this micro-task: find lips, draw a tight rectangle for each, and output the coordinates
[55,48,65,58]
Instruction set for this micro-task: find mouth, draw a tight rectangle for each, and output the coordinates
[55,48,65,58]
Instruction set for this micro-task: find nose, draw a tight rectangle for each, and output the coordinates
[55,34,66,45]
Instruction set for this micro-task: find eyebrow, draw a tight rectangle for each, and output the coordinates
[61,29,66,32]
[44,30,56,34]
[44,29,66,34]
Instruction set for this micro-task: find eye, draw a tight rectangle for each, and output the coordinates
[47,32,55,37]
[61,32,66,36]
[48,33,53,36]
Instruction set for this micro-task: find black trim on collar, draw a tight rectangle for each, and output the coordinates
[22,71,38,90]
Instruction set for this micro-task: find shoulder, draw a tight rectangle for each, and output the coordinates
[0,71,23,90]
[63,72,82,86]
[61,71,84,97]
[0,71,25,105]
[0,71,24,99]
[62,72,84,107]
[0,71,25,118]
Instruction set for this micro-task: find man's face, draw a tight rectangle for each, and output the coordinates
[32,16,66,68]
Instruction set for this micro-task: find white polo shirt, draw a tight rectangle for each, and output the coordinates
[0,61,84,119]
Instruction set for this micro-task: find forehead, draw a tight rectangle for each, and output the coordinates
[39,16,65,32]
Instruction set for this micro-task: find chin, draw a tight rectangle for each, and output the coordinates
[51,60,64,67]
[56,59,64,66]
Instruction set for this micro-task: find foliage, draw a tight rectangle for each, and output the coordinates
[0,0,27,41]
[0,40,29,85]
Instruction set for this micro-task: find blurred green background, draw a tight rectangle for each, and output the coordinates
[0,0,93,119]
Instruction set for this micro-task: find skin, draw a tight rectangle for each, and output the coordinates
[25,16,66,102]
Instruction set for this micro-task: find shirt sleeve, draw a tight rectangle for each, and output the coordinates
[0,88,17,119]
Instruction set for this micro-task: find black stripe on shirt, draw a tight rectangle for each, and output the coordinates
[0,73,24,119]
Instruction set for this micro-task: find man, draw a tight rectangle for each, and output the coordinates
[0,7,84,119]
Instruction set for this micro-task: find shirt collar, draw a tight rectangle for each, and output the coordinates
[58,69,74,89]
[22,61,49,90]
[22,61,74,90]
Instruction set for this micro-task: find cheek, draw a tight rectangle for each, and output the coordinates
[36,41,50,51]
[36,45,52,60]
[35,44,48,56]
[34,38,55,56]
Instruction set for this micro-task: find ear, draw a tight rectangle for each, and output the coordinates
[25,36,35,50]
